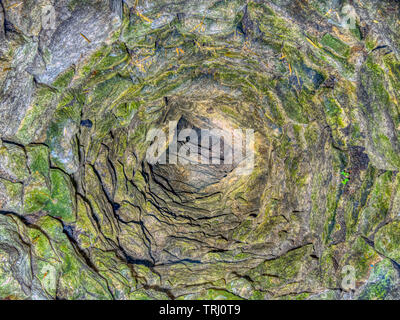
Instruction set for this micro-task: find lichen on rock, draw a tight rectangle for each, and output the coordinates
[1,0,400,300]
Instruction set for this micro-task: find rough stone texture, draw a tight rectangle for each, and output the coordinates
[0,0,400,300]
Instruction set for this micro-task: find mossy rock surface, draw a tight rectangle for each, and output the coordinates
[1,0,400,300]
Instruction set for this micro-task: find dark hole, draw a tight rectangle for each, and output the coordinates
[113,203,121,211]
[80,119,93,128]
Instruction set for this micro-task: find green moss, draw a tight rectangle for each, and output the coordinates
[358,259,395,300]
[321,33,350,58]
[323,97,347,128]
[373,134,400,168]
[0,144,29,181]
[94,43,129,71]
[324,97,340,117]
[247,245,312,288]
[375,221,400,261]
[350,122,361,141]
[16,87,58,144]
[121,15,156,48]
[324,183,340,242]
[201,289,243,300]
[365,36,377,51]
[289,292,310,300]
[23,172,51,214]
[27,145,49,178]
[76,45,111,78]
[350,23,362,41]
[360,279,390,300]
[304,123,319,147]
[358,171,393,237]
[0,179,23,212]
[351,237,379,279]
[232,219,253,242]
[44,169,74,222]
[87,75,133,114]
[0,217,30,299]
[2,0,399,300]
[113,101,139,126]
[34,216,112,299]
[52,68,75,88]
[251,1,297,42]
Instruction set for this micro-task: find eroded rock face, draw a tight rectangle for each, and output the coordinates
[1,0,400,300]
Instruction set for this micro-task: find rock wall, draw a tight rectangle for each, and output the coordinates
[0,0,400,300]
